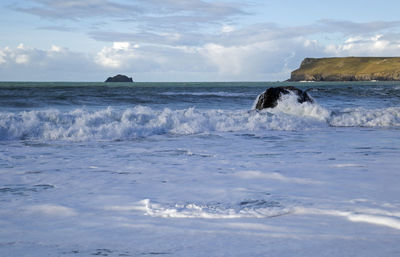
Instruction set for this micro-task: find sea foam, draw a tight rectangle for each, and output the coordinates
[113,199,291,219]
[1,96,399,141]
[0,105,326,141]
[268,93,331,121]
[329,107,400,127]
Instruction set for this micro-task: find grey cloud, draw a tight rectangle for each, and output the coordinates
[90,18,400,49]
[318,20,400,35]
[226,20,400,46]
[89,30,210,47]
[15,0,246,30]
[137,0,247,16]
[211,23,318,46]
[15,0,142,20]
[36,25,76,32]
[379,32,400,41]
[88,22,318,48]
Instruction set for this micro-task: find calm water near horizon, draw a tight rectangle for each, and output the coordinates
[1,81,400,256]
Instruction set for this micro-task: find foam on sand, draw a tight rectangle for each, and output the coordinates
[107,199,291,219]
[294,207,400,230]
[25,204,77,217]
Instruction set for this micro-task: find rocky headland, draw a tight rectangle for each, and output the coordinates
[289,57,400,81]
[105,74,133,82]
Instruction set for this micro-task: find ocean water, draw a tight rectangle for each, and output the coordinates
[1,81,400,256]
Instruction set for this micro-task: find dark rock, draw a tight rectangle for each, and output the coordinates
[105,74,133,83]
[255,86,313,110]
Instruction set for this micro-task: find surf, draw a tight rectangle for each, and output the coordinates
[1,101,399,141]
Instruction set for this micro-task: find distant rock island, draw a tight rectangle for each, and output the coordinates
[289,57,400,81]
[105,74,133,82]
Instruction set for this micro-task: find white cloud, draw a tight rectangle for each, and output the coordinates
[0,51,6,64]
[0,44,76,66]
[9,0,400,81]
[0,35,323,81]
[112,42,131,50]
[2,23,400,82]
[325,34,400,56]
[93,38,317,80]
[222,25,235,33]
[0,44,98,81]
[50,45,62,52]
[15,54,29,64]
[201,43,243,75]
[95,42,141,68]
[198,35,325,80]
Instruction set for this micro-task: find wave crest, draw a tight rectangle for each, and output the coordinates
[1,102,399,141]
[270,93,331,121]
[329,107,400,127]
[0,106,327,141]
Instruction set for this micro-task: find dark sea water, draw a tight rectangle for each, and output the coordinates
[1,81,400,256]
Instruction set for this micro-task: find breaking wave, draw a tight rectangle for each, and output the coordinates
[0,95,399,141]
[267,93,331,121]
[0,106,324,141]
[329,107,400,127]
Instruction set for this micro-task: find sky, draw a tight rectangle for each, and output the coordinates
[1,0,400,82]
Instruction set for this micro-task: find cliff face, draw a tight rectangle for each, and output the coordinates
[289,57,400,81]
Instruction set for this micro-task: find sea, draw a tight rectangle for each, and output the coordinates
[0,81,400,256]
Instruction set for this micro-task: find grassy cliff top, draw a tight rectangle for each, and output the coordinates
[290,57,400,81]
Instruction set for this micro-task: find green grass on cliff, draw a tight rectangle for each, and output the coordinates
[291,57,400,81]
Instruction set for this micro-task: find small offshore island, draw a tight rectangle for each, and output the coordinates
[105,74,133,82]
[289,57,400,81]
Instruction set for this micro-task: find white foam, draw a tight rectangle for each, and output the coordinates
[1,103,399,141]
[253,91,331,121]
[25,204,77,217]
[348,214,400,230]
[235,170,322,185]
[253,91,400,128]
[0,106,326,141]
[334,164,365,168]
[252,93,262,110]
[109,199,290,219]
[353,207,400,218]
[270,93,331,122]
[329,107,400,127]
[294,207,400,230]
